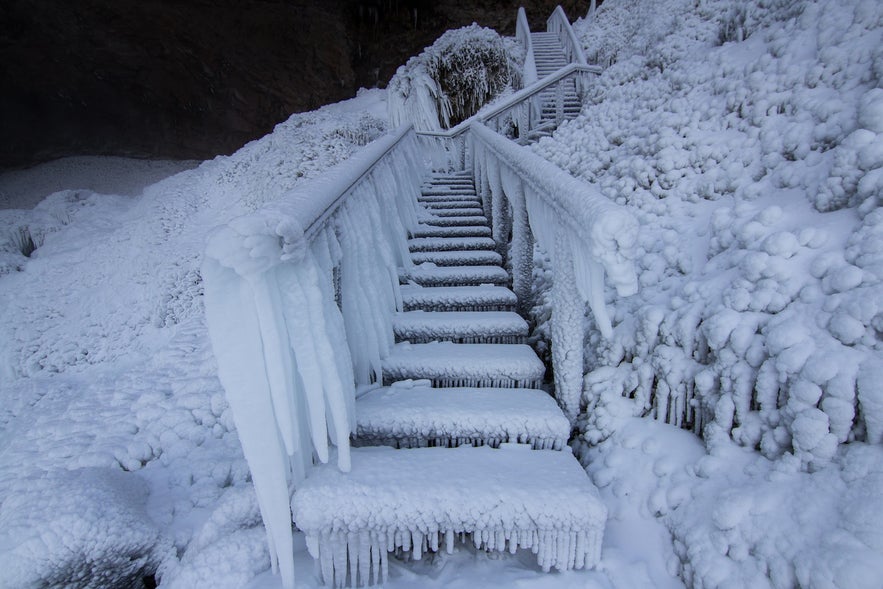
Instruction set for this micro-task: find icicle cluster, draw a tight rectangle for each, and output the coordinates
[202,129,423,589]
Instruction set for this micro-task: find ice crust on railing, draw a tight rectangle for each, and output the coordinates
[292,446,607,587]
[202,129,423,589]
[470,122,638,337]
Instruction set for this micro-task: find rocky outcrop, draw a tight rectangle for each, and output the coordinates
[0,0,589,169]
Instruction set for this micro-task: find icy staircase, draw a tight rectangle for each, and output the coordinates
[292,172,606,587]
[529,31,582,140]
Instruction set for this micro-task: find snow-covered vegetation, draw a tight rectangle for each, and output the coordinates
[387,24,522,131]
[529,0,883,585]
[0,94,387,587]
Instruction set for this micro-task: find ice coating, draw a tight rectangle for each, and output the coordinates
[202,128,423,589]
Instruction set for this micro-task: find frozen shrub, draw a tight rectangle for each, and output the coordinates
[388,24,520,131]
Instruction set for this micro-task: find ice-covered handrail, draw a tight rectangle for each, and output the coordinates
[202,126,423,589]
[468,123,637,420]
[471,123,638,316]
[547,5,588,66]
[516,7,538,87]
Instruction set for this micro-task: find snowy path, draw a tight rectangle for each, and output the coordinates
[293,171,607,586]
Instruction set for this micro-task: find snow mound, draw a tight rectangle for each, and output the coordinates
[0,468,168,588]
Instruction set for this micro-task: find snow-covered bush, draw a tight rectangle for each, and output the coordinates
[536,0,883,466]
[388,24,521,130]
[531,0,883,583]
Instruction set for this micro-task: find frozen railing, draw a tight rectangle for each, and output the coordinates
[202,126,423,589]
[547,5,588,66]
[515,7,538,87]
[466,122,638,421]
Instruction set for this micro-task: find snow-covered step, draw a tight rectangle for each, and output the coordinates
[408,236,496,252]
[393,310,527,344]
[418,193,480,203]
[382,341,544,388]
[420,215,488,227]
[355,383,570,449]
[401,285,517,312]
[421,188,477,196]
[425,207,486,217]
[422,200,482,210]
[292,445,606,587]
[399,264,509,287]
[410,249,501,266]
[410,225,492,239]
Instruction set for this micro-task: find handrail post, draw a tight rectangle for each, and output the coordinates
[550,233,585,423]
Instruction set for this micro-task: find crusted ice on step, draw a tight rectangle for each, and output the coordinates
[408,236,496,252]
[410,249,502,266]
[355,384,569,449]
[400,285,517,312]
[422,207,486,217]
[410,224,492,238]
[382,342,545,387]
[418,214,489,227]
[292,446,606,587]
[393,311,527,343]
[399,264,509,286]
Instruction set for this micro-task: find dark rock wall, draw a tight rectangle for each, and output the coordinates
[0,0,589,169]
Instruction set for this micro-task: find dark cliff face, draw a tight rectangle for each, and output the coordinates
[0,0,589,169]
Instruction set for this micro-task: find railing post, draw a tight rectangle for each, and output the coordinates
[488,160,511,266]
[501,172,533,316]
[551,233,585,424]
[555,81,565,125]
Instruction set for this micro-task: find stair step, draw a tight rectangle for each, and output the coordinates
[424,207,486,217]
[419,215,488,227]
[355,384,570,450]
[410,249,501,266]
[408,236,496,252]
[383,342,544,388]
[410,225,492,239]
[393,310,527,343]
[422,188,477,196]
[292,445,606,586]
[418,193,481,203]
[401,285,517,312]
[422,200,482,210]
[400,264,508,287]
[400,265,508,287]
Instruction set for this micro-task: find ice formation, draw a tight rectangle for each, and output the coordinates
[292,445,607,587]
[203,128,422,588]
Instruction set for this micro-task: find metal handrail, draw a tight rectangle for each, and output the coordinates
[516,7,538,87]
[547,5,588,66]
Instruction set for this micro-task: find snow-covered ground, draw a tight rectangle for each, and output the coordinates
[2,0,882,586]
